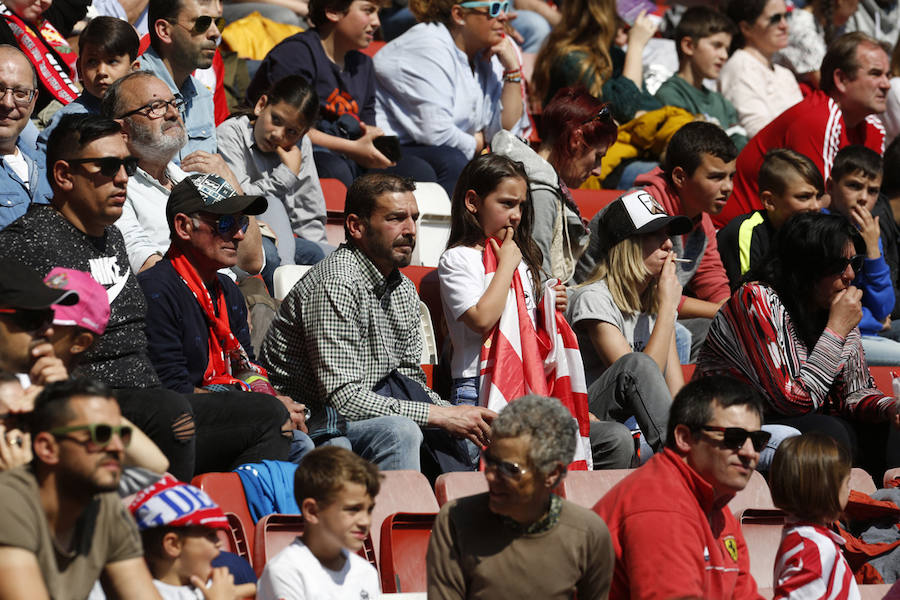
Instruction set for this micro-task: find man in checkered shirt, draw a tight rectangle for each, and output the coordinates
[260,174,495,471]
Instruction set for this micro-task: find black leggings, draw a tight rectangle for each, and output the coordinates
[769,412,900,481]
[115,387,290,482]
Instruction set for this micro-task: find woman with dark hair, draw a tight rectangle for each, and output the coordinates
[719,0,803,138]
[373,0,528,197]
[491,86,617,283]
[697,211,900,476]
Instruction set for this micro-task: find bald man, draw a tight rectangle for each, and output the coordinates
[0,45,52,231]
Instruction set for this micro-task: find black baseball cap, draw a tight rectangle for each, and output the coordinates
[166,173,267,232]
[0,260,78,309]
[596,190,693,256]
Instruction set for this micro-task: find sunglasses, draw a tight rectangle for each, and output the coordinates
[0,308,53,333]
[459,0,510,17]
[483,453,529,480]
[581,104,612,126]
[766,11,791,26]
[825,254,865,276]
[66,156,139,178]
[193,213,250,236]
[118,97,186,120]
[168,14,226,35]
[699,426,771,452]
[49,423,134,449]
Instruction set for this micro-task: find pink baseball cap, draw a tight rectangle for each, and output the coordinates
[43,268,110,336]
[128,474,229,531]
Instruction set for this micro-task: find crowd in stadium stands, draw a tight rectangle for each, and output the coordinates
[4,0,900,596]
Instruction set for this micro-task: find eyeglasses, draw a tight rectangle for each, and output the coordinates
[49,423,134,449]
[483,453,529,480]
[0,85,36,106]
[699,426,771,452]
[826,254,865,276]
[766,11,791,27]
[168,14,226,35]
[581,104,613,126]
[193,213,250,236]
[459,0,510,17]
[65,156,140,178]
[118,97,186,120]
[0,308,53,333]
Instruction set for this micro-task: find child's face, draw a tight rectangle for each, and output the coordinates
[465,176,527,240]
[827,170,882,217]
[763,171,821,229]
[252,97,309,153]
[675,152,736,218]
[313,482,374,553]
[77,48,137,99]
[332,0,380,49]
[685,32,731,80]
[175,527,222,584]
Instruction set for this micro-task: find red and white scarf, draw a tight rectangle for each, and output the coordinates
[167,246,268,390]
[0,4,78,105]
[478,239,593,470]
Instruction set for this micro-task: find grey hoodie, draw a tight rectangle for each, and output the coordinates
[844,0,900,46]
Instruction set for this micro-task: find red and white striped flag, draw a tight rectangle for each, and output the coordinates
[478,240,593,470]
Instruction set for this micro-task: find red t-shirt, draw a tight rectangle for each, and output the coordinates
[716,90,885,228]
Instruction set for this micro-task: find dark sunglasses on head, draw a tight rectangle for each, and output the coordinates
[767,11,791,26]
[195,213,250,236]
[825,254,865,276]
[483,453,529,480]
[49,423,134,448]
[0,308,53,333]
[66,156,139,178]
[699,426,771,452]
[581,104,612,126]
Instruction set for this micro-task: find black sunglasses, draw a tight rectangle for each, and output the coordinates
[826,254,865,276]
[168,14,226,35]
[66,156,139,178]
[0,308,53,333]
[194,213,250,236]
[581,104,612,126]
[49,423,134,449]
[699,426,771,452]
[766,11,791,26]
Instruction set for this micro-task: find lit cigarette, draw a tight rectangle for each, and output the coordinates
[672,258,691,263]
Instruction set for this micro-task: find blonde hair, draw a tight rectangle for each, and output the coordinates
[580,236,658,315]
[531,0,616,103]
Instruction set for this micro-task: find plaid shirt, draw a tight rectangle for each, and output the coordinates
[260,244,447,438]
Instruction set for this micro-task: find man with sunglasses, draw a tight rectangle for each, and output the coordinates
[0,378,164,600]
[594,376,766,600]
[142,0,222,162]
[0,46,53,232]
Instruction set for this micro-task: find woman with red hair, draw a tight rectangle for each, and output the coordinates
[491,86,617,283]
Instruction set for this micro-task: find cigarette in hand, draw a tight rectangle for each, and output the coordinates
[672,258,691,263]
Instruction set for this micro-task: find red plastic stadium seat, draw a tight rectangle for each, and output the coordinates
[401,266,446,353]
[321,178,348,246]
[379,512,437,593]
[570,188,624,221]
[434,471,489,506]
[359,40,385,58]
[562,469,633,509]
[739,509,787,591]
[849,467,877,495]
[729,470,775,517]
[191,472,254,563]
[370,471,439,561]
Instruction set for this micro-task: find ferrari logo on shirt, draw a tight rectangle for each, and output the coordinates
[723,536,739,562]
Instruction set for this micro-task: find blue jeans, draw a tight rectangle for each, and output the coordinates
[450,376,482,469]
[757,424,800,472]
[509,9,551,53]
[674,322,692,365]
[288,430,315,464]
[321,415,424,470]
[861,334,900,366]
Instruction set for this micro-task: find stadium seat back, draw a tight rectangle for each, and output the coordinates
[379,512,437,593]
[561,469,634,509]
[272,264,312,301]
[850,467,877,495]
[370,471,439,560]
[434,471,489,506]
[191,472,255,562]
[410,182,451,268]
[738,510,786,591]
[729,470,774,517]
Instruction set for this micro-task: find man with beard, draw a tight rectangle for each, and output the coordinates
[260,174,496,472]
[142,0,221,161]
[103,71,262,275]
[0,378,163,600]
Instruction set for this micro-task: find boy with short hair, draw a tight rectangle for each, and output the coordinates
[655,6,748,150]
[130,474,254,600]
[716,148,824,289]
[257,446,381,600]
[37,16,140,152]
[825,145,900,364]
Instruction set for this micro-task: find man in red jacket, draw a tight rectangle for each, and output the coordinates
[594,375,768,600]
[719,31,889,228]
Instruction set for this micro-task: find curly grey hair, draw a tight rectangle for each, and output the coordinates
[490,395,577,476]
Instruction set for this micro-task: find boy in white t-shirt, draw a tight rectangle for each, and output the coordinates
[129,474,255,600]
[257,447,381,600]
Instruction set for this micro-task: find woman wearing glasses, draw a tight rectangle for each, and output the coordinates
[719,0,803,138]
[373,0,528,197]
[697,212,900,478]
[491,87,616,283]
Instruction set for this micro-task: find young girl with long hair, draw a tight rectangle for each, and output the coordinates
[217,75,332,268]
[770,433,858,599]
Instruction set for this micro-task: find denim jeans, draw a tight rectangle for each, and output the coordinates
[509,9,551,52]
[450,376,482,469]
[674,322,692,365]
[756,424,800,472]
[861,334,900,366]
[322,415,424,470]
